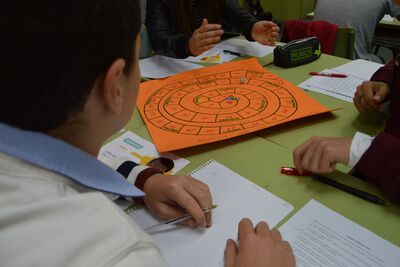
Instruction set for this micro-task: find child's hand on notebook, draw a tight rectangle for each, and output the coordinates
[224,218,295,267]
[142,173,213,228]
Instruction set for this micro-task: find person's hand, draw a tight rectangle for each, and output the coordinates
[293,136,352,174]
[224,219,295,267]
[188,18,224,56]
[251,21,279,46]
[353,81,391,113]
[142,173,213,228]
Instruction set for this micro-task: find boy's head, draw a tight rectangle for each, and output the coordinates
[0,0,141,135]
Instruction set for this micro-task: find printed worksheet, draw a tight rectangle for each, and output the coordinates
[280,200,400,267]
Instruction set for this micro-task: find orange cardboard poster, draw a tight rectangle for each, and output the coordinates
[137,58,330,152]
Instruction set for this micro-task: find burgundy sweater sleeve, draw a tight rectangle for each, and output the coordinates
[354,132,400,204]
[370,60,396,86]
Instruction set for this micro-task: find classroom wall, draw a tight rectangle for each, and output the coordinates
[259,0,316,20]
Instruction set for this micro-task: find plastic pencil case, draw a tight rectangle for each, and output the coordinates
[273,37,322,68]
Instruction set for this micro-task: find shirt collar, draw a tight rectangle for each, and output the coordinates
[0,123,144,198]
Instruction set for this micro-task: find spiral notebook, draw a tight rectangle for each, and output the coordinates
[127,159,293,267]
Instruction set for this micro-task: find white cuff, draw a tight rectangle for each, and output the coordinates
[348,132,374,168]
[126,165,150,185]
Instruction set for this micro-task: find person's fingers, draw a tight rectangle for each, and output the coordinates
[271,229,283,242]
[300,141,319,172]
[353,97,360,112]
[282,241,293,252]
[353,86,365,112]
[238,218,255,243]
[361,82,379,111]
[153,203,184,218]
[293,138,315,174]
[260,21,277,29]
[224,239,238,267]
[318,144,336,172]
[255,221,270,235]
[195,45,215,56]
[202,18,208,26]
[373,84,390,104]
[198,36,222,48]
[171,187,207,227]
[270,31,279,37]
[198,23,222,33]
[180,217,197,228]
[186,176,213,227]
[182,180,213,225]
[200,29,224,39]
[310,140,325,172]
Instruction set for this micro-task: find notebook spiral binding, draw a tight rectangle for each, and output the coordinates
[124,202,143,214]
[188,159,216,176]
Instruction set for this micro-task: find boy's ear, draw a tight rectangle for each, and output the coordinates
[101,58,126,115]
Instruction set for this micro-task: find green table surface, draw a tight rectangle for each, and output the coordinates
[120,53,400,247]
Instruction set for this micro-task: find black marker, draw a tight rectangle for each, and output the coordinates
[223,49,242,57]
[312,174,386,206]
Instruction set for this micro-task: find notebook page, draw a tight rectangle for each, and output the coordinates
[128,159,293,267]
[280,200,400,267]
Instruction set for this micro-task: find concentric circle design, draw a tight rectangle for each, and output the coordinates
[144,70,298,135]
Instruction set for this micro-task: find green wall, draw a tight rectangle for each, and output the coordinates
[253,0,316,20]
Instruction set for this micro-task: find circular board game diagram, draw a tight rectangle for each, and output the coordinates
[143,70,298,136]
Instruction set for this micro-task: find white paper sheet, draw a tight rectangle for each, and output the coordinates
[333,59,384,81]
[184,47,237,64]
[280,200,400,267]
[98,131,189,174]
[139,55,203,79]
[299,69,364,102]
[215,38,275,57]
[128,159,293,267]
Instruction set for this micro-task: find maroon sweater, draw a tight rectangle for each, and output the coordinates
[354,58,400,204]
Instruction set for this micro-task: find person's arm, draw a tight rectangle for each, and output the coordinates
[145,0,190,58]
[222,0,279,45]
[353,61,395,112]
[353,132,400,204]
[222,0,259,41]
[115,159,213,228]
[371,60,396,86]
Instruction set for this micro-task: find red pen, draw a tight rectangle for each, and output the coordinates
[280,166,312,176]
[309,72,348,78]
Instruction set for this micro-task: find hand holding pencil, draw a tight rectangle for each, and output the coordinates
[142,173,214,228]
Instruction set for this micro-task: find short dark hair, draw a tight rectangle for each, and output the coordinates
[0,0,141,131]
